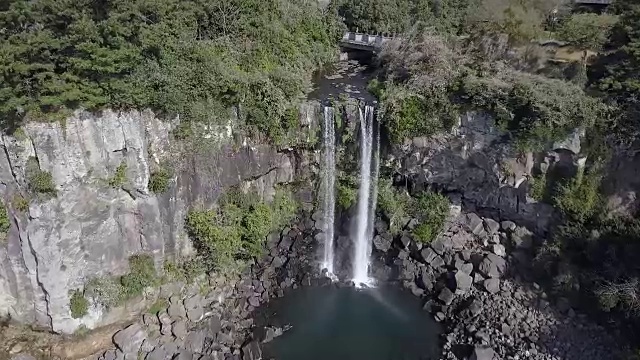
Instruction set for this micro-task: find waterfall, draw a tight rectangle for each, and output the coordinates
[321,106,337,275]
[353,105,379,286]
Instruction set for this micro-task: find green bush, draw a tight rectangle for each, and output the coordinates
[108,162,127,188]
[553,169,602,223]
[386,93,457,144]
[529,173,547,202]
[377,179,409,235]
[25,157,56,196]
[0,201,9,237]
[557,13,618,50]
[149,167,171,194]
[186,188,297,271]
[337,175,358,209]
[69,289,89,319]
[86,254,158,308]
[12,195,29,212]
[120,254,158,298]
[411,191,450,243]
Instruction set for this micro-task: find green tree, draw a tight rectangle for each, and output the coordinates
[557,13,618,50]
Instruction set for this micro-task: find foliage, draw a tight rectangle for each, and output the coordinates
[108,162,127,188]
[557,13,618,50]
[0,0,338,143]
[12,194,29,212]
[589,0,640,145]
[149,167,171,194]
[411,191,450,243]
[379,30,607,148]
[0,201,9,237]
[529,173,547,201]
[120,254,158,298]
[69,289,89,319]
[385,92,457,144]
[377,178,409,235]
[334,0,559,39]
[186,188,297,271]
[553,168,602,223]
[25,157,56,196]
[86,254,158,308]
[148,298,168,315]
[337,174,358,209]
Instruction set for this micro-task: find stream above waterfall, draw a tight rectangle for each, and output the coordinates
[253,285,442,360]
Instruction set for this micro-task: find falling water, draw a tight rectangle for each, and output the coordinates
[353,105,379,286]
[321,106,337,275]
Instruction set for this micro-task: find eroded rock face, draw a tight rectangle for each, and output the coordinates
[391,112,558,233]
[0,105,317,334]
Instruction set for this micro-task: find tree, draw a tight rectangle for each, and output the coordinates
[557,13,618,50]
[590,0,640,144]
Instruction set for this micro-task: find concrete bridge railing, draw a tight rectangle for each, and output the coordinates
[340,32,395,51]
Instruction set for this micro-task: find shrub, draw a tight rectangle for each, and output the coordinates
[12,195,29,212]
[108,162,127,188]
[26,157,56,196]
[529,173,547,201]
[120,255,158,298]
[149,167,171,194]
[377,179,410,235]
[337,175,358,209]
[553,169,602,223]
[86,254,158,308]
[411,191,450,243]
[557,13,618,50]
[386,93,457,144]
[69,289,89,319]
[0,201,9,237]
[186,188,298,271]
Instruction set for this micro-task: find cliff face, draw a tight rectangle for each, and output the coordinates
[390,112,588,233]
[0,106,321,334]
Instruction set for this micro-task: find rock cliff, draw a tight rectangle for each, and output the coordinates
[0,105,321,334]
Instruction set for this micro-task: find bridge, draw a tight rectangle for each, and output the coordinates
[340,32,394,52]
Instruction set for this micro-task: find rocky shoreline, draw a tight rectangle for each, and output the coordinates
[371,212,622,360]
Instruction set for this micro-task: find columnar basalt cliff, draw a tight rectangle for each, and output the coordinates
[0,105,322,334]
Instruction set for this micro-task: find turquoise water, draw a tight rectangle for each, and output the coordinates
[255,285,442,360]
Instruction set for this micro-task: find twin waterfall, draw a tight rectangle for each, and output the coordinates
[321,104,379,286]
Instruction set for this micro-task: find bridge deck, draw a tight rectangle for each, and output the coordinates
[340,32,394,51]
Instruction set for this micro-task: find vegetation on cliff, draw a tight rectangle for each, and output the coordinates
[185,188,297,272]
[0,0,340,143]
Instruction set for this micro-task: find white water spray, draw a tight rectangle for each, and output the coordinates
[353,105,379,286]
[321,106,337,275]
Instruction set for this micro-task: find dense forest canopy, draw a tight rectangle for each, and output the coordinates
[0,0,340,141]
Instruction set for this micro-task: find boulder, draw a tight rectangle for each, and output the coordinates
[465,213,485,236]
[431,255,445,269]
[491,244,506,257]
[483,278,500,294]
[430,237,451,255]
[113,324,147,356]
[184,330,207,354]
[168,301,187,320]
[438,287,455,305]
[419,269,435,291]
[501,220,516,232]
[184,295,204,322]
[511,226,533,249]
[399,234,411,248]
[483,218,500,235]
[374,218,389,233]
[454,271,473,294]
[478,254,506,278]
[373,235,392,252]
[172,320,188,339]
[242,340,262,360]
[420,248,437,264]
[471,346,495,360]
